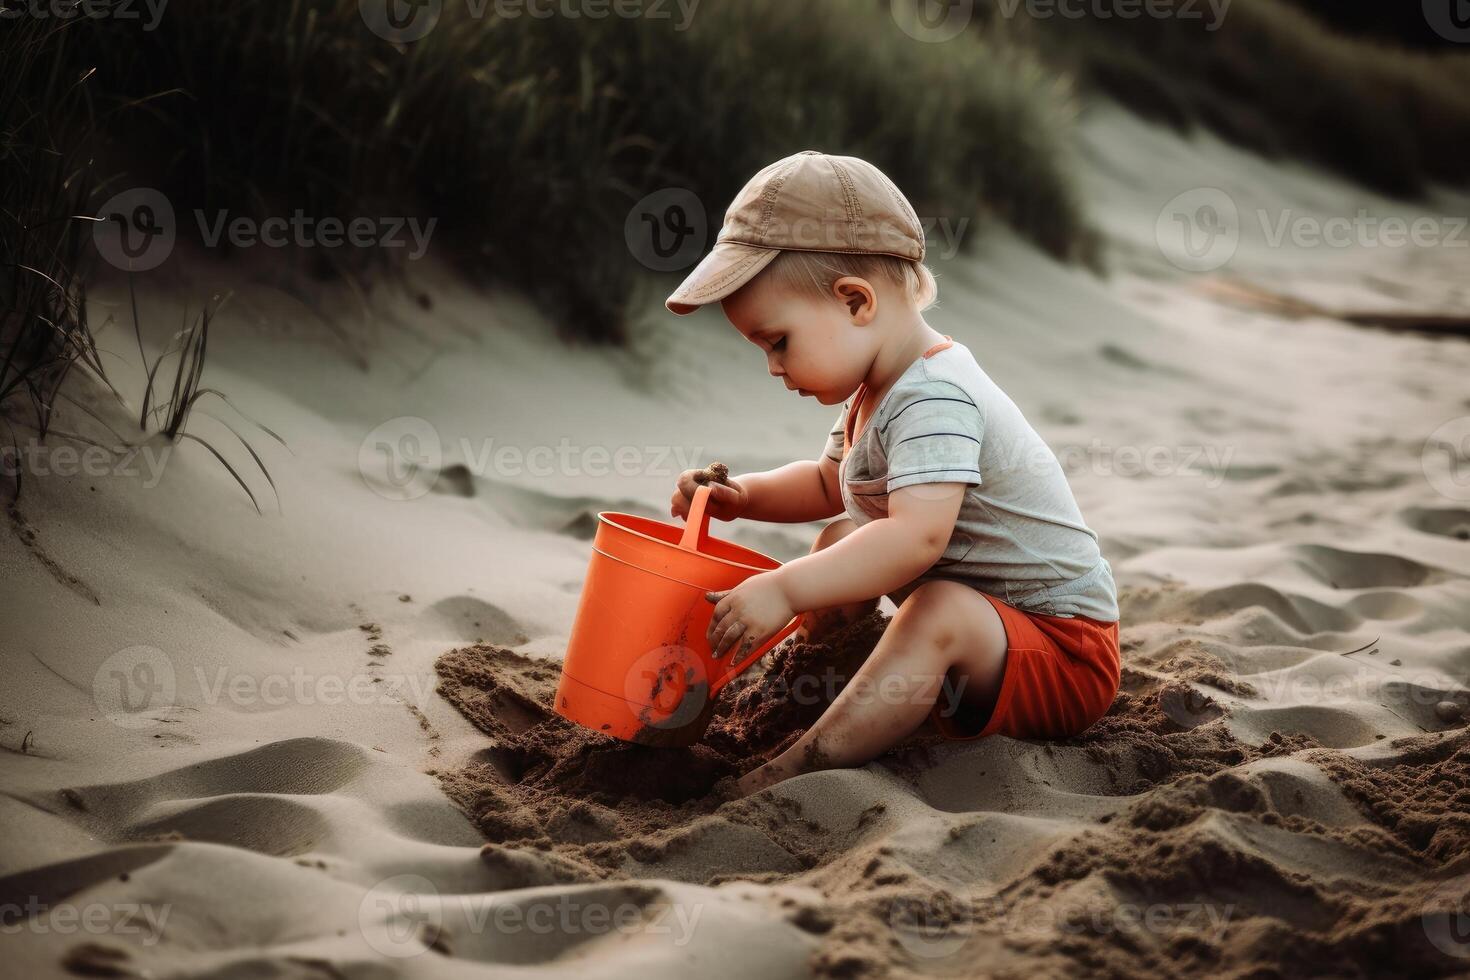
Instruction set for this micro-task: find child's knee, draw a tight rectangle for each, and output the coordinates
[894,581,1006,660]
[810,516,858,554]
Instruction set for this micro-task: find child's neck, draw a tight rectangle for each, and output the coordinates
[859,314,948,407]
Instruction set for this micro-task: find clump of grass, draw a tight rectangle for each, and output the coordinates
[1,20,277,510]
[131,286,284,514]
[0,18,108,478]
[987,0,1470,195]
[12,0,1470,365]
[46,0,1089,342]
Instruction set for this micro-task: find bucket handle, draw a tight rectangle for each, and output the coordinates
[678,483,716,553]
[714,614,804,691]
[680,484,804,688]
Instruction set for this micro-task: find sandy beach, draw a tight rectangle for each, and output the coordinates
[3,97,1470,979]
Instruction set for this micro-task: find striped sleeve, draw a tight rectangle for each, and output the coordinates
[821,403,848,462]
[880,382,984,492]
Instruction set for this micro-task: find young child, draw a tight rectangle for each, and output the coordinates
[665,151,1120,797]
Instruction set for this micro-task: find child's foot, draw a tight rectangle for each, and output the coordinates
[734,761,793,798]
[710,774,743,802]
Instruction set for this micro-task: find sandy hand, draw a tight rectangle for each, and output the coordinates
[670,462,748,521]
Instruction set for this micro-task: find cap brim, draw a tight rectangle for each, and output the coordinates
[665,241,781,315]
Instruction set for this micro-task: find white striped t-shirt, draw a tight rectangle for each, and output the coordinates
[822,337,1118,622]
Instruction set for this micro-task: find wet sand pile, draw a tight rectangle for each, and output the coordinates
[1066,652,1319,796]
[809,728,1470,980]
[433,605,1470,976]
[985,730,1470,978]
[1311,728,1470,864]
[793,641,1469,978]
[432,612,891,870]
[703,610,893,761]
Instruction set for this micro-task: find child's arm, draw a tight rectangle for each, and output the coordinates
[736,455,843,523]
[672,454,842,524]
[778,483,965,609]
[706,483,967,658]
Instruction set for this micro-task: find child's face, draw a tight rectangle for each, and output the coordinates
[720,271,878,406]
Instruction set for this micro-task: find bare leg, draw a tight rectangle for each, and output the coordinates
[791,518,879,644]
[735,580,1009,797]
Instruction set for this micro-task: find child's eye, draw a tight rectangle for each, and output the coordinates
[771,337,786,352]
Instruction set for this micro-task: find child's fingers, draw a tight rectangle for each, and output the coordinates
[707,614,728,653]
[708,620,740,658]
[735,631,758,661]
[710,482,740,508]
[676,471,742,518]
[704,590,731,651]
[676,470,704,498]
[713,620,746,659]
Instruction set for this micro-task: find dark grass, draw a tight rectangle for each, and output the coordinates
[974,0,1470,197]
[0,17,105,478]
[0,19,278,507]
[29,0,1091,343]
[131,285,284,514]
[5,0,1468,455]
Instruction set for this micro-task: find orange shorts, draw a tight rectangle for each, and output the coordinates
[929,591,1120,740]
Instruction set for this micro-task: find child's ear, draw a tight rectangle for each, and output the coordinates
[832,277,877,324]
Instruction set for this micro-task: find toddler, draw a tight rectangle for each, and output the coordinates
[665,151,1120,797]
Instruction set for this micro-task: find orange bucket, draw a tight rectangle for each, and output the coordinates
[554,483,803,746]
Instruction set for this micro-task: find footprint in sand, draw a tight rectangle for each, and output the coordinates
[1122,580,1357,637]
[126,795,328,857]
[52,739,372,856]
[1288,543,1439,590]
[420,595,530,645]
[1399,505,1470,541]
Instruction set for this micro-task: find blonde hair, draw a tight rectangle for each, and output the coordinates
[759,250,938,312]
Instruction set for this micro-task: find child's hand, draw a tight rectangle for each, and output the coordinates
[705,571,796,661]
[671,468,748,521]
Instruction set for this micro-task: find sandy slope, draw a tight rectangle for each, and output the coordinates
[2,105,1469,977]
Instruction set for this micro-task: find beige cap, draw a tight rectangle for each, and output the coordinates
[665,150,926,315]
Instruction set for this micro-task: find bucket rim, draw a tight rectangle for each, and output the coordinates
[595,509,782,574]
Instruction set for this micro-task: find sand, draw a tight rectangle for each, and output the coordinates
[430,612,901,859]
[2,103,1469,978]
[432,616,1470,976]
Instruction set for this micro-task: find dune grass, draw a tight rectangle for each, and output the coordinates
[33,0,1088,343]
[986,0,1470,196]
[6,0,1467,387]
[131,287,284,515]
[0,21,280,506]
[0,18,104,465]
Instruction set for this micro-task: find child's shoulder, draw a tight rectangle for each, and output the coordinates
[890,341,989,411]
[916,338,983,384]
